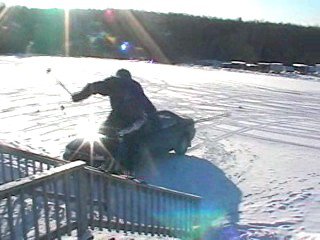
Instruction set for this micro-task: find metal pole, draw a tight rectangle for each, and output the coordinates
[46,68,73,96]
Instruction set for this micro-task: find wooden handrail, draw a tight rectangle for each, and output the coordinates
[0,143,202,238]
[85,166,202,200]
[0,143,67,166]
[0,161,86,198]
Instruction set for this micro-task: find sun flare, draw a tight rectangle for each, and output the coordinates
[76,118,102,143]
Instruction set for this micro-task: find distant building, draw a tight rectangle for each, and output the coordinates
[194,59,223,67]
[293,63,309,74]
[257,62,271,72]
[269,63,285,73]
[316,64,320,74]
[231,61,246,69]
[285,66,295,73]
[221,62,232,68]
[245,63,259,71]
[307,65,317,75]
[222,61,246,70]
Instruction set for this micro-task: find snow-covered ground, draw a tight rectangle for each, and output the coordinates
[0,56,319,239]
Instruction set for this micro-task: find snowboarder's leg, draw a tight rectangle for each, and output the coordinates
[115,132,141,175]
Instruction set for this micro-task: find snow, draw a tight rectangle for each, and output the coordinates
[1,56,320,239]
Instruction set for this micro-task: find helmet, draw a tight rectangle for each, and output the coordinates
[116,69,132,79]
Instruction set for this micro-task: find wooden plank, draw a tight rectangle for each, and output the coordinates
[0,210,2,240]
[98,174,103,230]
[105,178,112,231]
[17,156,22,179]
[8,155,14,181]
[88,172,94,230]
[150,189,155,236]
[137,185,142,235]
[39,162,44,172]
[32,159,36,174]
[122,183,128,233]
[76,169,89,238]
[114,181,120,233]
[129,184,135,234]
[25,158,29,177]
[63,174,72,236]
[19,190,27,239]
[53,178,61,240]
[32,187,40,239]
[42,182,51,239]
[7,196,15,240]
[155,190,161,236]
[0,152,7,183]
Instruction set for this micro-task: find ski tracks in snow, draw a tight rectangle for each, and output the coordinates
[1,57,320,238]
[146,72,320,237]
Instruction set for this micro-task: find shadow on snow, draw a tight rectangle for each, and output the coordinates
[135,153,243,239]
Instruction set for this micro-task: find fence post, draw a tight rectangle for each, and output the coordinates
[191,198,201,240]
[76,168,90,239]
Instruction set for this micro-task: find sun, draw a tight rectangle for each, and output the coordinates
[75,117,102,143]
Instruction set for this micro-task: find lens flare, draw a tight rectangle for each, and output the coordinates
[64,9,70,56]
[0,5,10,24]
[104,9,116,23]
[76,118,101,142]
[153,208,231,239]
[71,117,117,170]
[120,41,129,51]
[119,10,170,63]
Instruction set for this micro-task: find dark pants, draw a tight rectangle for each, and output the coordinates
[99,112,160,172]
[118,114,161,172]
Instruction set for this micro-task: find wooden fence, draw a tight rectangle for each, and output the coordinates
[0,144,66,184]
[0,144,201,239]
[0,161,88,239]
[83,167,201,238]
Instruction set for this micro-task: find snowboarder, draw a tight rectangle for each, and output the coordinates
[71,69,159,172]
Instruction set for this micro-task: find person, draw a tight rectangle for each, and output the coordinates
[72,69,158,172]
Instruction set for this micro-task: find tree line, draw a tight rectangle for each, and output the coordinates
[1,6,319,65]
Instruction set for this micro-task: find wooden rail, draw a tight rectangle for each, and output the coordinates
[84,167,201,238]
[0,144,67,184]
[0,161,88,239]
[0,143,201,239]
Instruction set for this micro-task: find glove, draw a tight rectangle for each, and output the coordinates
[72,84,92,102]
[71,93,84,102]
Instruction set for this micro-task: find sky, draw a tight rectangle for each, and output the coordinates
[1,0,320,27]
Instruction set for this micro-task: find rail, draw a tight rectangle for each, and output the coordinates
[0,144,67,184]
[84,167,201,238]
[0,144,201,239]
[0,161,88,239]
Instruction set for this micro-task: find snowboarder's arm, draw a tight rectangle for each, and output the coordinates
[72,83,92,102]
[89,79,113,95]
[72,78,113,102]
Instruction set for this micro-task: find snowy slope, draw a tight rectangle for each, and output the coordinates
[0,56,320,239]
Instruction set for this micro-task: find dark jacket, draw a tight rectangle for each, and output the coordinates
[72,76,157,130]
